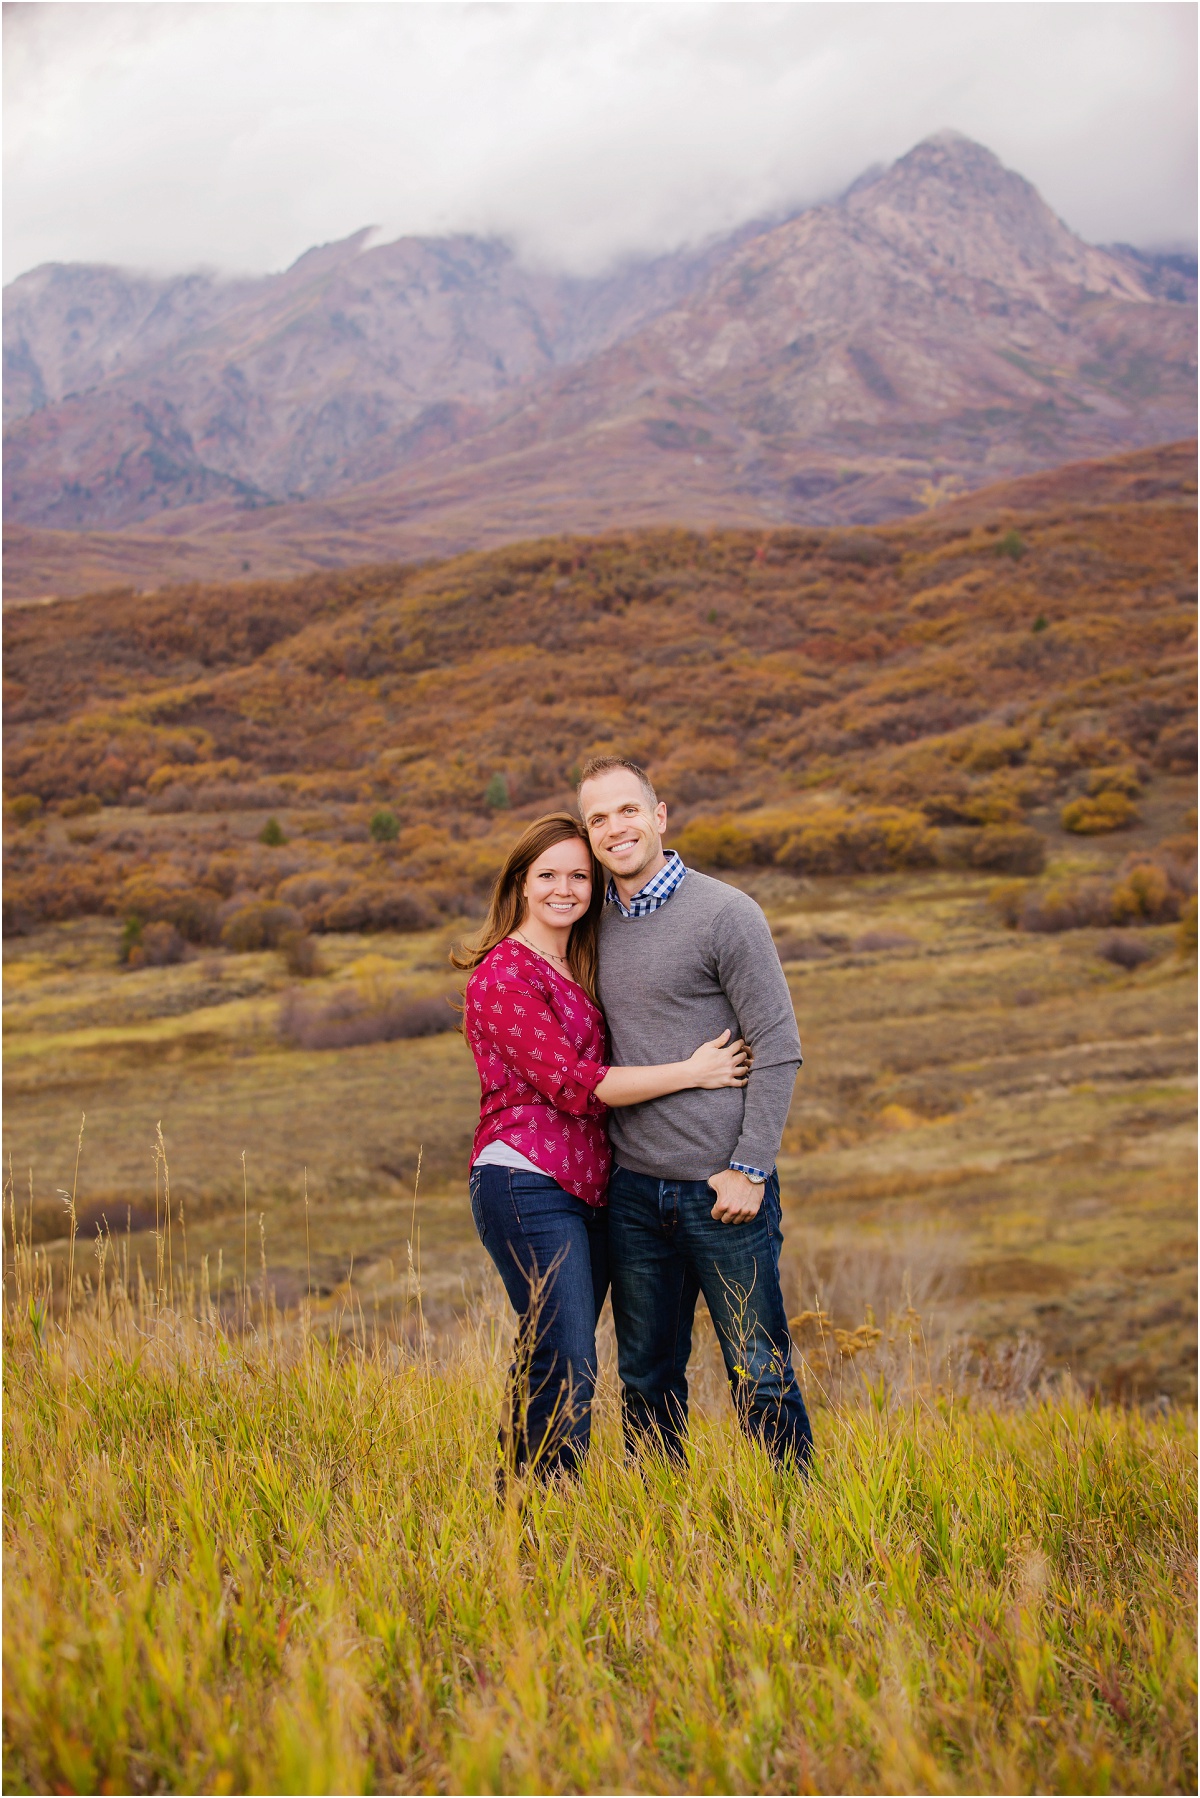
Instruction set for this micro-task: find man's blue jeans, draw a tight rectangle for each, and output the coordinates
[607,1166,812,1470]
[469,1165,609,1479]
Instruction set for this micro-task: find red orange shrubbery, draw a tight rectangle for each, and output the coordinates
[3,463,1194,942]
[991,841,1196,934]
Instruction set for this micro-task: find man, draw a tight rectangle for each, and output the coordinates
[578,755,812,1470]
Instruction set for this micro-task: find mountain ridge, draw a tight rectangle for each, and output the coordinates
[4,133,1195,599]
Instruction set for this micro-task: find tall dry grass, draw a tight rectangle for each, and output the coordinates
[2,1136,1196,1795]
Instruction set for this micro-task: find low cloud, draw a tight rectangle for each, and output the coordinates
[4,2,1196,282]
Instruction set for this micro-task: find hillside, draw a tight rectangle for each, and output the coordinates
[4,134,1195,600]
[4,442,1195,945]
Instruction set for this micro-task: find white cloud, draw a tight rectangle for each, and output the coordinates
[3,1,1195,282]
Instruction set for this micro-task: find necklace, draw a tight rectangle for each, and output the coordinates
[514,929,571,969]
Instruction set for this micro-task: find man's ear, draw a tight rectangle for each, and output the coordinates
[655,800,668,835]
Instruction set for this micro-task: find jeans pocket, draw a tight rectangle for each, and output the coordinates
[505,1169,557,1232]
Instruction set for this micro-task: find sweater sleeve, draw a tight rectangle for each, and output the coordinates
[710,896,802,1176]
[470,974,609,1117]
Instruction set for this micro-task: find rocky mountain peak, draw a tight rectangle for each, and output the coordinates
[844,130,1144,300]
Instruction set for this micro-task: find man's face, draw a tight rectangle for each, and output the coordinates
[579,769,667,881]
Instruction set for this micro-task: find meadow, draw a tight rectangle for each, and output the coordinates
[3,444,1196,1791]
[5,810,1195,1403]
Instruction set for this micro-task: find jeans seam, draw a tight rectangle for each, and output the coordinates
[505,1166,523,1234]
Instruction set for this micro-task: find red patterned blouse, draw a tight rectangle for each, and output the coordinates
[464,938,612,1207]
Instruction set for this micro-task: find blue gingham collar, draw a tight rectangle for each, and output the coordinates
[605,850,688,919]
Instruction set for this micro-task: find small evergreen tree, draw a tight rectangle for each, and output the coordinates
[259,816,286,846]
[370,808,400,842]
[119,916,143,963]
[485,773,511,810]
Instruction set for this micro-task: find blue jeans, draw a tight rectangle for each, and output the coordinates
[608,1166,812,1470]
[469,1166,610,1479]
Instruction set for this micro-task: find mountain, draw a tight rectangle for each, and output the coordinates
[4,133,1195,599]
[2,226,742,525]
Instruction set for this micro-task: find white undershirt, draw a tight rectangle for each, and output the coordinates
[472,1139,545,1175]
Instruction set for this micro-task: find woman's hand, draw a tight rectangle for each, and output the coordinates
[685,1028,752,1089]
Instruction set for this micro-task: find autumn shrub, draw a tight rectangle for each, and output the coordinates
[146,782,194,814]
[58,793,101,818]
[1153,717,1197,771]
[957,784,1026,826]
[771,932,842,964]
[279,986,456,1049]
[992,849,1190,934]
[966,825,1046,876]
[117,879,220,945]
[316,883,438,934]
[775,807,936,875]
[1178,894,1198,955]
[1097,932,1159,971]
[148,759,243,797]
[987,881,1030,929]
[670,818,755,868]
[220,902,302,953]
[126,921,186,969]
[1085,764,1141,798]
[961,727,1029,772]
[863,752,1043,828]
[279,928,323,978]
[1110,860,1174,924]
[1061,790,1138,834]
[275,871,353,919]
[7,794,43,825]
[1006,879,1116,934]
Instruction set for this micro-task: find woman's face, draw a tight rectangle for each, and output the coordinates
[521,838,593,932]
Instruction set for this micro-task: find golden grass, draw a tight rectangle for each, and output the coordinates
[2,1171,1196,1797]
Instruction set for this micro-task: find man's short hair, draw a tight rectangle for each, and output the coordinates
[577,755,658,811]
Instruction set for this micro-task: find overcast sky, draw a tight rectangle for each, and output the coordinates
[4,2,1196,284]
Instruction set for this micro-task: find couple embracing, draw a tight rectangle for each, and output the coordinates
[455,757,812,1481]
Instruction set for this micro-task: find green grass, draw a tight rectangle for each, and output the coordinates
[2,1232,1196,1796]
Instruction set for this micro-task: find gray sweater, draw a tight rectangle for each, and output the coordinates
[596,870,802,1181]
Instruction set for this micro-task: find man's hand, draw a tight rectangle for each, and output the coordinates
[707,1168,764,1225]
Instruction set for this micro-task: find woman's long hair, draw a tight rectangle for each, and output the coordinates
[450,813,603,1000]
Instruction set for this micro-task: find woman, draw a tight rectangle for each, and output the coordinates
[454,812,749,1482]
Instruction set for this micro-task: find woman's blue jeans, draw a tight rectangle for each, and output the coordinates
[469,1166,610,1479]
